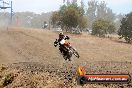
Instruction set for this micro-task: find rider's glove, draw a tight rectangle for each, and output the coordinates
[65,36,70,40]
[54,43,57,47]
[54,40,58,47]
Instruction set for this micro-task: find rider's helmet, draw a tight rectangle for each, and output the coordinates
[59,32,64,39]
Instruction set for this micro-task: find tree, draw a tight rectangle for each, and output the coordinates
[86,0,115,29]
[107,23,116,34]
[51,3,87,33]
[80,0,85,16]
[96,1,115,21]
[114,14,124,31]
[78,16,88,32]
[51,11,61,28]
[62,4,87,32]
[63,0,78,5]
[86,0,97,28]
[118,12,132,43]
[62,4,80,29]
[92,19,116,37]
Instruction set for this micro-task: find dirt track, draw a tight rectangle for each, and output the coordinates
[0,27,132,88]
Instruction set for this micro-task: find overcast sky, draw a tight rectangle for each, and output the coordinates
[1,0,132,14]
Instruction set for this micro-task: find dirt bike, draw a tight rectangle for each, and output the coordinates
[54,39,80,61]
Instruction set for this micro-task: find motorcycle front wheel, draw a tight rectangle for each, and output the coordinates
[69,47,80,58]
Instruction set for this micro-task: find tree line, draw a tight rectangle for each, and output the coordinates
[51,0,123,33]
[51,0,132,43]
[0,12,52,28]
[0,0,131,43]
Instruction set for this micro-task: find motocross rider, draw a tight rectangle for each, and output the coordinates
[54,32,70,55]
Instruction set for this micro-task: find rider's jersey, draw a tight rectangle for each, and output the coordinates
[58,35,69,45]
[54,35,70,47]
[60,39,65,45]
